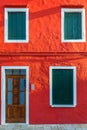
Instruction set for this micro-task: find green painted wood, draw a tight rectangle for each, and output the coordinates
[52,69,73,105]
[8,12,26,40]
[64,12,82,40]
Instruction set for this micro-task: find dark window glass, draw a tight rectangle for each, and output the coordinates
[64,12,82,39]
[8,12,26,40]
[52,69,73,105]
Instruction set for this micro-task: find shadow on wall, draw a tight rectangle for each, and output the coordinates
[30,6,59,20]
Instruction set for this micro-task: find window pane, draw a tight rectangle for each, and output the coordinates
[8,78,13,91]
[64,12,82,39]
[13,69,19,75]
[20,78,25,91]
[8,12,26,40]
[52,69,73,105]
[6,69,12,75]
[20,69,26,75]
[20,92,24,104]
[8,92,12,105]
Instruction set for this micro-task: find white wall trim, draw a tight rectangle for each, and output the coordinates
[4,8,29,43]
[49,66,76,107]
[61,8,86,43]
[1,66,29,125]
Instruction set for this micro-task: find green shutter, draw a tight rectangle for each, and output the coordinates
[52,69,73,105]
[64,12,82,40]
[8,12,26,40]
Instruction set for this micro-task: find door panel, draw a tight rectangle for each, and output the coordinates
[6,105,25,123]
[6,75,26,123]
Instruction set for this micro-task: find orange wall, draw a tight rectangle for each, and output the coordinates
[0,0,87,52]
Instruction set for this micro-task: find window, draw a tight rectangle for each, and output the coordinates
[61,8,85,42]
[5,8,29,43]
[50,66,76,107]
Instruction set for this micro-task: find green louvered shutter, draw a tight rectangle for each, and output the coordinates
[64,12,82,40]
[8,12,26,40]
[52,69,73,105]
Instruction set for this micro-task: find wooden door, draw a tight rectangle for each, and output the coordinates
[6,75,26,123]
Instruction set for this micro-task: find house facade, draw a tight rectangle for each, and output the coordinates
[0,0,87,129]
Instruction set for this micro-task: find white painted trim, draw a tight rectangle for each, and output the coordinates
[61,8,86,42]
[4,8,29,43]
[1,66,29,125]
[49,66,76,107]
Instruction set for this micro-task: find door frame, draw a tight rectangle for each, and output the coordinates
[1,66,29,125]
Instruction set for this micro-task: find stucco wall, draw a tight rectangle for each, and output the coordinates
[0,0,87,52]
[0,54,87,124]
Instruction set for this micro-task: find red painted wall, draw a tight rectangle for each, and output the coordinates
[1,54,87,124]
[0,0,87,124]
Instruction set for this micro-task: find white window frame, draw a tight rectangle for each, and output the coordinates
[4,8,29,43]
[61,8,86,42]
[50,66,76,107]
[1,66,29,125]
